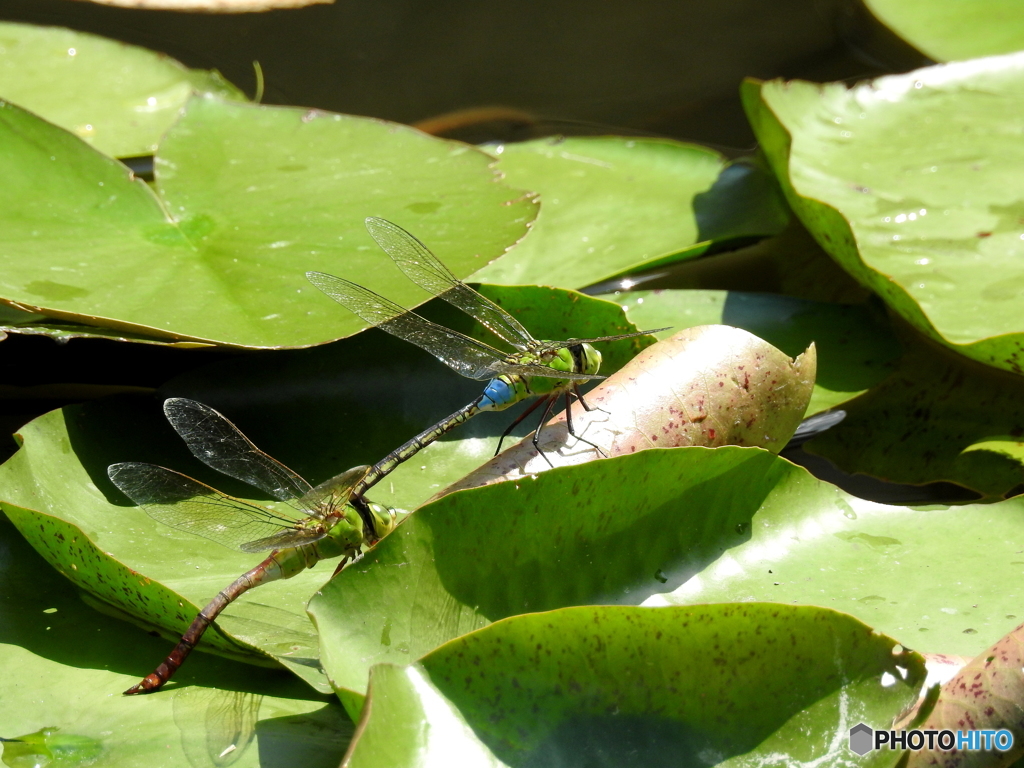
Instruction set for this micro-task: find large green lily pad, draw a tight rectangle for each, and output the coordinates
[344,606,926,767]
[0,22,245,158]
[865,0,1024,62]
[0,95,535,348]
[0,513,351,768]
[648,457,1024,659]
[744,51,1024,376]
[475,137,790,288]
[311,446,1024,716]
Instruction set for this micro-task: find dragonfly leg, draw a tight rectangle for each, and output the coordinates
[331,553,355,577]
[494,395,549,455]
[562,391,607,457]
[573,383,608,415]
[529,395,559,469]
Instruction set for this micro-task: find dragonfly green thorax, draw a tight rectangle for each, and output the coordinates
[107,397,396,695]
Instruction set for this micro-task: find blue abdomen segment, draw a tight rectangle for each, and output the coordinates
[480,377,518,410]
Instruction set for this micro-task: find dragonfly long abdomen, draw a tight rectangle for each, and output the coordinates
[124,547,309,695]
[354,395,498,497]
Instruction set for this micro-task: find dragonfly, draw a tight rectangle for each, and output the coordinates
[308,217,667,493]
[107,397,396,695]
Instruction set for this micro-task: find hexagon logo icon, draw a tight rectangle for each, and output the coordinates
[849,723,874,756]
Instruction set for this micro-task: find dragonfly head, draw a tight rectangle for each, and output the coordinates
[365,501,397,542]
[559,343,602,377]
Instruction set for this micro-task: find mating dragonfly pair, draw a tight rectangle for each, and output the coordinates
[110,218,664,694]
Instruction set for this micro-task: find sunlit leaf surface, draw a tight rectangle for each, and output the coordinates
[866,0,1024,62]
[0,22,244,158]
[0,96,535,348]
[476,138,789,287]
[746,52,1024,376]
[345,606,925,767]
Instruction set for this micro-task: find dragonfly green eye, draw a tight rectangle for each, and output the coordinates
[577,343,602,377]
[368,502,397,539]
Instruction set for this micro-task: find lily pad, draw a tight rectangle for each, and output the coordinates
[0,305,214,347]
[312,444,1024,715]
[344,606,926,767]
[0,22,245,158]
[903,619,1024,766]
[744,51,1024,376]
[603,288,900,414]
[805,334,1024,500]
[865,0,1024,62]
[308,448,796,710]
[811,329,1024,499]
[474,138,790,287]
[0,95,536,348]
[0,512,352,768]
[648,457,1024,660]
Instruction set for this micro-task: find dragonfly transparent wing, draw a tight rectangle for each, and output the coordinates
[534,327,672,354]
[365,217,536,350]
[486,359,603,382]
[308,271,518,380]
[298,465,369,509]
[108,462,326,553]
[163,399,315,511]
[173,688,262,768]
[307,272,599,382]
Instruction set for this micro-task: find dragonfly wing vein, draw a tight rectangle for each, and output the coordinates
[307,271,512,380]
[108,462,304,552]
[365,217,537,350]
[487,360,603,382]
[533,327,671,353]
[163,399,313,506]
[239,528,328,553]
